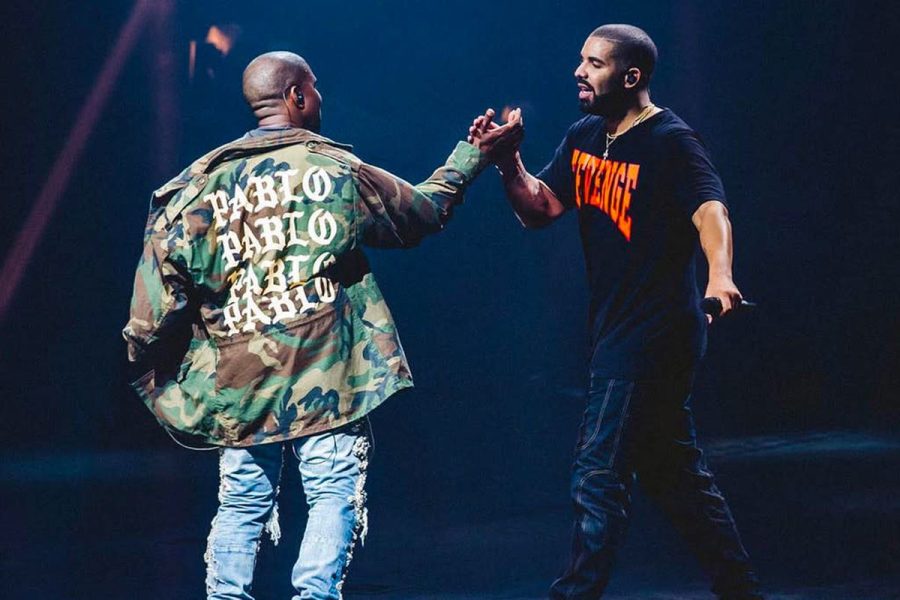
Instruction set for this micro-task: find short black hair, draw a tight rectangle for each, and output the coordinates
[590,24,658,88]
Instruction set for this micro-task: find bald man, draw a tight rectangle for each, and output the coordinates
[123,51,521,600]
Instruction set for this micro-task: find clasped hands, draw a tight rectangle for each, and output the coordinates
[467,107,524,167]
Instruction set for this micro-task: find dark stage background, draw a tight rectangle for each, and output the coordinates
[1,1,899,598]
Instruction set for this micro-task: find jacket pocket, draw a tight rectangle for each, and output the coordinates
[212,302,343,399]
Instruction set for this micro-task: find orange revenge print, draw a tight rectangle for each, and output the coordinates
[571,148,640,240]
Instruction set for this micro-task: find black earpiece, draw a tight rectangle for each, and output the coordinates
[626,72,638,85]
[293,89,305,108]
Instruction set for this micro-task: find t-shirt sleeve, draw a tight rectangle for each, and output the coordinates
[670,130,727,218]
[536,128,576,209]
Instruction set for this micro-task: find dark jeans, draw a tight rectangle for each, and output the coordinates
[549,373,761,600]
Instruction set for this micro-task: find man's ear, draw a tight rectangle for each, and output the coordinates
[624,68,641,89]
[290,85,305,109]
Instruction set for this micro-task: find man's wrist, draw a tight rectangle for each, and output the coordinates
[495,153,521,180]
[451,141,491,179]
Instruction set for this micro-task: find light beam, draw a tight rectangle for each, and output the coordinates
[0,0,154,322]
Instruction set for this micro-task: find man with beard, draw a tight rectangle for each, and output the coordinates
[469,25,763,599]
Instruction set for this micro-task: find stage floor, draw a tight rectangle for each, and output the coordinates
[3,431,899,599]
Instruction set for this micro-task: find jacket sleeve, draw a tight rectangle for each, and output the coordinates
[355,141,489,248]
[122,212,194,364]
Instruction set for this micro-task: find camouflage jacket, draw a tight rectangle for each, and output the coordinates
[123,128,487,447]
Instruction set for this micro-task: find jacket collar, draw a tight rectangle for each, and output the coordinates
[191,128,353,176]
[153,128,353,202]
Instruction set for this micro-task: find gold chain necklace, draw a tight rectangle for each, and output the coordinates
[603,103,656,160]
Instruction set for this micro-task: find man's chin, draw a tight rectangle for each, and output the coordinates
[578,99,603,115]
[582,98,626,118]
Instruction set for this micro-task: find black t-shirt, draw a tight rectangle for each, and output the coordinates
[537,109,726,378]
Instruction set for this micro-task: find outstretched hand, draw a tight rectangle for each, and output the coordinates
[467,107,524,164]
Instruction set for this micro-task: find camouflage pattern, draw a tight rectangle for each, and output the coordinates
[123,128,487,447]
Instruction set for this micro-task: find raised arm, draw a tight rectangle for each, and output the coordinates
[496,151,567,228]
[355,142,487,248]
[469,108,566,229]
[356,117,524,248]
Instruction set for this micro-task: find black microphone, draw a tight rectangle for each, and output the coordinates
[700,297,757,319]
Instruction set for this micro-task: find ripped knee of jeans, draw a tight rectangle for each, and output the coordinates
[349,433,370,546]
[336,433,371,594]
[203,515,219,594]
[264,493,282,546]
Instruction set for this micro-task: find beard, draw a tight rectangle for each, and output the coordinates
[579,77,630,118]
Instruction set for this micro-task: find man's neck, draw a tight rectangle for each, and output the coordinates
[605,91,655,136]
[256,115,300,129]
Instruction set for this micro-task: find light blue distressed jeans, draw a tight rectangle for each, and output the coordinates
[205,419,372,600]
